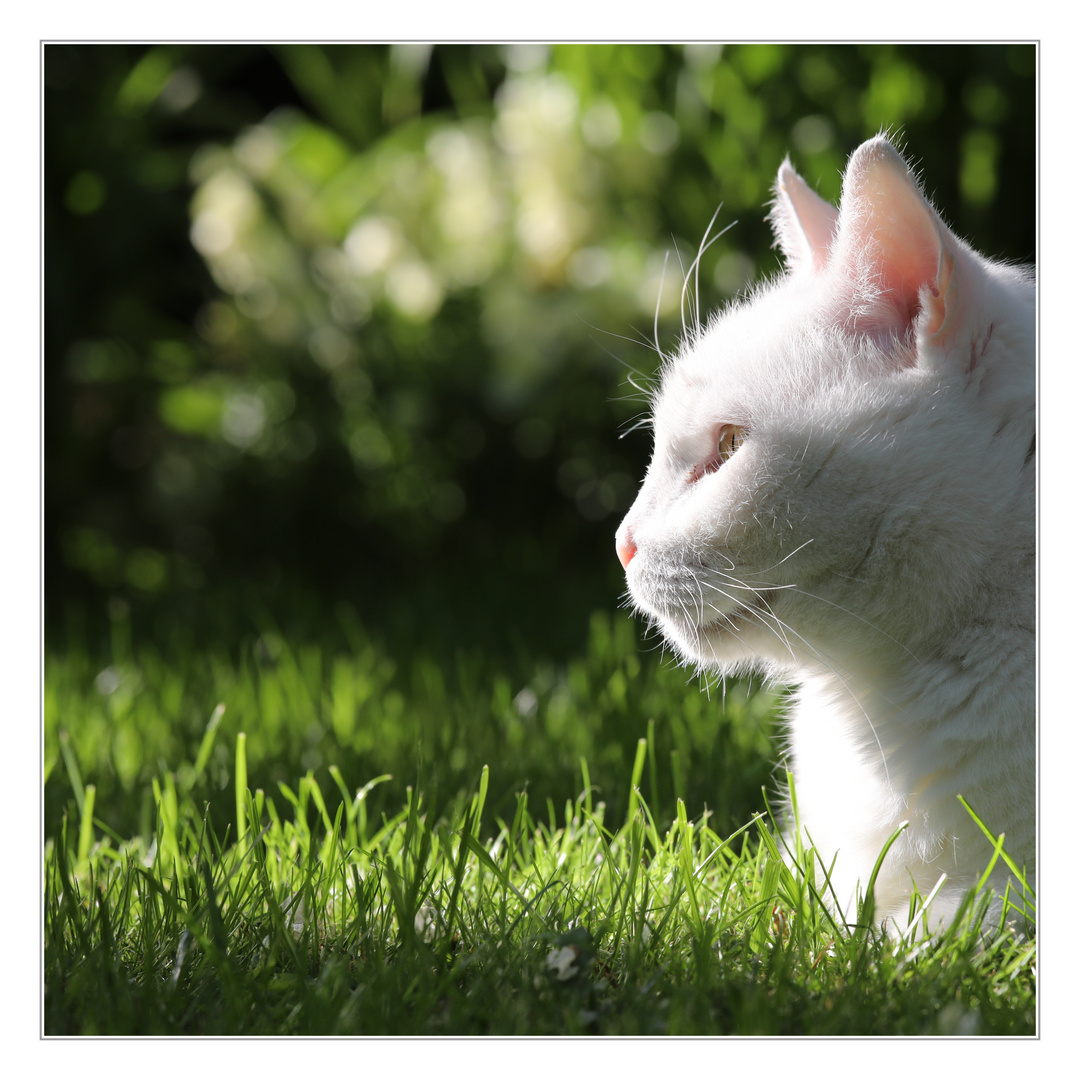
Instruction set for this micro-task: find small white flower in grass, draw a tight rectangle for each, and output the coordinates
[546,945,579,981]
[545,927,594,982]
[286,894,307,937]
[414,905,438,942]
[261,894,310,950]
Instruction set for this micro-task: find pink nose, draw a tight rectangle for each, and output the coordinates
[616,532,637,570]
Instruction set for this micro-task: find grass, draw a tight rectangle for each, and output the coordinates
[42,602,1036,1036]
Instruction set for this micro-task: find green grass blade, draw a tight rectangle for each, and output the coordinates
[190,703,225,785]
[235,732,248,847]
[76,784,96,874]
[58,730,85,816]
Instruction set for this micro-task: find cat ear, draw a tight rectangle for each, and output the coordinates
[829,137,966,351]
[769,158,839,274]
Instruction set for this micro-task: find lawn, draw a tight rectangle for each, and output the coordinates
[42,599,1035,1036]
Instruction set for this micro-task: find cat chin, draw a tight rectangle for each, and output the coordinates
[657,589,787,669]
[701,591,780,641]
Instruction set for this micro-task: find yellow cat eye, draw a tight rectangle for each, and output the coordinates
[688,424,746,483]
[717,425,745,462]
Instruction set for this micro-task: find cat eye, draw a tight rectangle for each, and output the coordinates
[716,425,744,461]
[688,424,745,483]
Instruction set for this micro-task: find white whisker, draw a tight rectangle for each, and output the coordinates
[653,251,670,363]
[681,211,735,340]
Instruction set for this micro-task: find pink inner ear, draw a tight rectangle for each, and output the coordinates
[772,160,839,274]
[830,140,944,338]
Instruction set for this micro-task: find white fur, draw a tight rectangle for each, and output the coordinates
[615,137,1034,934]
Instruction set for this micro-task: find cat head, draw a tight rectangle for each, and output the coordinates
[615,136,1033,678]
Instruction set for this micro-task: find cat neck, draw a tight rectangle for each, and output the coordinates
[791,599,1034,786]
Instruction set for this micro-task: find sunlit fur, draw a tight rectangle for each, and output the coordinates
[616,137,1034,934]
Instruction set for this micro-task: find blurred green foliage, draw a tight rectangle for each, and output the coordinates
[45,43,1036,657]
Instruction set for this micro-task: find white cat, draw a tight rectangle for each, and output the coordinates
[615,136,1034,935]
